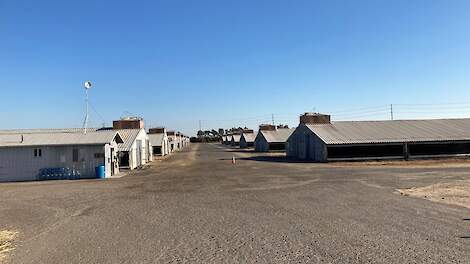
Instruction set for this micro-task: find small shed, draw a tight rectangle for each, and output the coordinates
[0,131,123,182]
[254,127,295,152]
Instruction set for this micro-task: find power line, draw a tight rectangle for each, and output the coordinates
[193,101,470,130]
[329,105,390,114]
[88,100,106,126]
[394,101,470,106]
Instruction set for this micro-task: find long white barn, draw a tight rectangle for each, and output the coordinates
[0,131,123,182]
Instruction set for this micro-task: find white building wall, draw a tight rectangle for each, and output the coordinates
[162,135,169,155]
[126,129,150,170]
[0,144,117,182]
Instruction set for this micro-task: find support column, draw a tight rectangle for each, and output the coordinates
[403,143,410,160]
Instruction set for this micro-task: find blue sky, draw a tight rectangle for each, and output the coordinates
[1,0,470,135]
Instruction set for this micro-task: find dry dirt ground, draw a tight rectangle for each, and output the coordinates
[0,143,470,263]
[398,180,470,209]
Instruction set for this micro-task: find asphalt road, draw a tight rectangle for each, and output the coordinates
[0,143,469,263]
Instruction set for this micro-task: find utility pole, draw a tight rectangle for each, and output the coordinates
[390,104,394,121]
[271,114,275,126]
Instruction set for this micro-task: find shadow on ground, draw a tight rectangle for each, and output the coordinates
[218,156,314,163]
[225,149,257,154]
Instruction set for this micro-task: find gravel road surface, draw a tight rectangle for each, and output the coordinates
[0,143,469,263]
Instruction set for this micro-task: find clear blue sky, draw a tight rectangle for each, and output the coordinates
[1,0,470,135]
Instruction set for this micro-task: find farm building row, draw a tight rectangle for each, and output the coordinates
[221,112,470,162]
[223,125,295,152]
[0,117,190,182]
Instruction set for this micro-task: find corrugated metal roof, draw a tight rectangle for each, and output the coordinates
[232,134,241,142]
[0,130,121,147]
[148,133,165,146]
[260,128,295,143]
[241,132,257,142]
[0,128,99,134]
[306,118,470,145]
[115,129,143,151]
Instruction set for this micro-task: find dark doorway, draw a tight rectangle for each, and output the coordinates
[269,143,286,151]
[153,146,162,155]
[119,151,130,167]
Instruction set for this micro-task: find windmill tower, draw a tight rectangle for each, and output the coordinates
[82,81,92,134]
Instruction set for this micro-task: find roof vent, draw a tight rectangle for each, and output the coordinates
[113,118,145,129]
[259,124,276,131]
[149,127,166,134]
[299,113,331,125]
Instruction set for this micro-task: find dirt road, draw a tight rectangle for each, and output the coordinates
[0,143,469,263]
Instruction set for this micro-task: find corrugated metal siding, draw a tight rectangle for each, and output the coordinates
[254,132,269,152]
[287,126,327,161]
[306,118,470,145]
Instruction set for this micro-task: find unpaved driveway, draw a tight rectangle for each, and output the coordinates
[0,143,469,263]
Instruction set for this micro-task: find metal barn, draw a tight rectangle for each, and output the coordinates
[0,131,122,182]
[148,132,169,156]
[224,135,232,145]
[167,131,178,153]
[231,134,241,146]
[254,128,295,152]
[240,132,257,148]
[287,113,470,162]
[114,129,151,170]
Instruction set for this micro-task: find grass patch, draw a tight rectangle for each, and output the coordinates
[0,230,17,261]
[398,180,470,209]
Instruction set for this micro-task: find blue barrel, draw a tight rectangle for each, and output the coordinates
[95,165,106,179]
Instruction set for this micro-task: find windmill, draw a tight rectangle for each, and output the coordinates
[82,81,92,134]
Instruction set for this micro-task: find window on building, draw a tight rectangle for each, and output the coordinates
[73,149,79,162]
[33,148,42,157]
